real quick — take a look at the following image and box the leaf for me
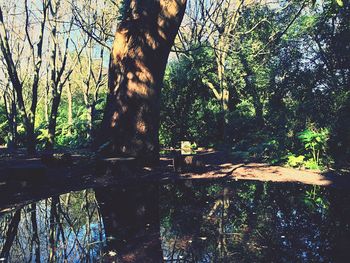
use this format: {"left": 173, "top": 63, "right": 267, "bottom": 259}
{"left": 335, "top": 0, "right": 344, "bottom": 7}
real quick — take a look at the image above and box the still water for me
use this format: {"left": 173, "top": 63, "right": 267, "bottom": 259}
{"left": 0, "top": 180, "right": 349, "bottom": 262}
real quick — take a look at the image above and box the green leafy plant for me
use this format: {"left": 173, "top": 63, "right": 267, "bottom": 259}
{"left": 304, "top": 159, "right": 319, "bottom": 170}
{"left": 304, "top": 186, "right": 329, "bottom": 210}
{"left": 298, "top": 128, "right": 329, "bottom": 165}
{"left": 37, "top": 128, "right": 50, "bottom": 144}
{"left": 287, "top": 154, "right": 305, "bottom": 168}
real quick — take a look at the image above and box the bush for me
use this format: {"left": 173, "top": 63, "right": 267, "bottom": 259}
{"left": 298, "top": 128, "right": 329, "bottom": 165}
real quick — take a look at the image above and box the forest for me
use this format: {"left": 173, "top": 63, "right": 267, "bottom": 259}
{"left": 0, "top": 0, "right": 350, "bottom": 262}
{"left": 0, "top": 0, "right": 349, "bottom": 171}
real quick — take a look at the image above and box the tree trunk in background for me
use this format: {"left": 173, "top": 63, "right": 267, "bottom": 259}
{"left": 239, "top": 53, "right": 264, "bottom": 127}
{"left": 87, "top": 104, "right": 93, "bottom": 140}
{"left": 3, "top": 86, "right": 17, "bottom": 151}
{"left": 45, "top": 69, "right": 50, "bottom": 123}
{"left": 67, "top": 83, "right": 73, "bottom": 136}
{"left": 47, "top": 94, "right": 62, "bottom": 151}
{"left": 99, "top": 0, "right": 187, "bottom": 165}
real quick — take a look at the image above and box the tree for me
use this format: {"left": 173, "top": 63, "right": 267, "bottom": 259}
{"left": 45, "top": 0, "right": 84, "bottom": 151}
{"left": 72, "top": 0, "right": 112, "bottom": 141}
{"left": 0, "top": 1, "right": 49, "bottom": 153}
{"left": 177, "top": 0, "right": 247, "bottom": 140}
{"left": 99, "top": 0, "right": 187, "bottom": 165}
{"left": 0, "top": 71, "right": 17, "bottom": 149}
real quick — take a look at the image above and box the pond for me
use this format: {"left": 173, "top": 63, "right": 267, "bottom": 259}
{"left": 0, "top": 180, "right": 349, "bottom": 262}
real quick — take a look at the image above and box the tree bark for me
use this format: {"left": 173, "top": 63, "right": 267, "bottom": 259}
{"left": 99, "top": 0, "right": 187, "bottom": 165}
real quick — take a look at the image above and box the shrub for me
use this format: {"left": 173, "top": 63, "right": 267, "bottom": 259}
{"left": 298, "top": 128, "right": 329, "bottom": 165}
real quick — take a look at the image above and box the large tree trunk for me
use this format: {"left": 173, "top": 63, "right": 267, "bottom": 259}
{"left": 99, "top": 0, "right": 187, "bottom": 165}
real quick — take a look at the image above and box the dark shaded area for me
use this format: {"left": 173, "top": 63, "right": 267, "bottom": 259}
{"left": 95, "top": 183, "right": 162, "bottom": 262}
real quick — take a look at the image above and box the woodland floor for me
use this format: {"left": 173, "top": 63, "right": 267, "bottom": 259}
{"left": 0, "top": 146, "right": 349, "bottom": 211}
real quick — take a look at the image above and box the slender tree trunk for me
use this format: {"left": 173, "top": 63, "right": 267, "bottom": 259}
{"left": 9, "top": 101, "right": 17, "bottom": 150}
{"left": 67, "top": 83, "right": 73, "bottom": 136}
{"left": 86, "top": 103, "right": 97, "bottom": 141}
{"left": 218, "top": 58, "right": 229, "bottom": 140}
{"left": 3, "top": 88, "right": 17, "bottom": 150}
{"left": 86, "top": 104, "right": 92, "bottom": 140}
{"left": 99, "top": 0, "right": 187, "bottom": 165}
{"left": 47, "top": 95, "right": 61, "bottom": 151}
{"left": 1, "top": 2, "right": 48, "bottom": 154}
{"left": 27, "top": 123, "right": 36, "bottom": 154}
{"left": 49, "top": 197, "right": 58, "bottom": 263}
{"left": 30, "top": 204, "right": 41, "bottom": 263}
{"left": 254, "top": 99, "right": 264, "bottom": 127}
{"left": 45, "top": 70, "right": 50, "bottom": 123}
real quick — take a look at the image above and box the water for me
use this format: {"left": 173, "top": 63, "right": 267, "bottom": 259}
{"left": 0, "top": 180, "right": 349, "bottom": 262}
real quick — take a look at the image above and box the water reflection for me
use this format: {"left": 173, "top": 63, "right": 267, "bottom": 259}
{"left": 0, "top": 180, "right": 349, "bottom": 262}
{"left": 95, "top": 183, "right": 162, "bottom": 262}
{"left": 0, "top": 190, "right": 104, "bottom": 262}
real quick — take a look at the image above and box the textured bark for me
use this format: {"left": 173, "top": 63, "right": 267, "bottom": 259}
{"left": 100, "top": 0, "right": 187, "bottom": 165}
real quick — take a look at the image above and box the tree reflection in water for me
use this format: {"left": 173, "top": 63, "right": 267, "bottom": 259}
{"left": 0, "top": 189, "right": 105, "bottom": 262}
{"left": 95, "top": 183, "right": 162, "bottom": 262}
{"left": 0, "top": 180, "right": 349, "bottom": 262}
{"left": 160, "top": 181, "right": 350, "bottom": 262}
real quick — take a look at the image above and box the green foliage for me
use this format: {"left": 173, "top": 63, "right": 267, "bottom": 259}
{"left": 37, "top": 128, "right": 50, "bottom": 145}
{"left": 304, "top": 186, "right": 329, "bottom": 210}
{"left": 0, "top": 0, "right": 348, "bottom": 173}
{"left": 287, "top": 155, "right": 305, "bottom": 168}
{"left": 298, "top": 128, "right": 329, "bottom": 165}
{"left": 304, "top": 159, "right": 320, "bottom": 170}
{"left": 160, "top": 46, "right": 221, "bottom": 147}
{"left": 0, "top": 105, "right": 8, "bottom": 145}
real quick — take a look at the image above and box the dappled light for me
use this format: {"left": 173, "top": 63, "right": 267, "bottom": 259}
{"left": 97, "top": 0, "right": 187, "bottom": 164}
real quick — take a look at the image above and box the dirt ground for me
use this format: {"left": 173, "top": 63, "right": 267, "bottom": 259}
{"left": 177, "top": 162, "right": 336, "bottom": 185}
{"left": 0, "top": 147, "right": 348, "bottom": 185}
{"left": 0, "top": 148, "right": 349, "bottom": 212}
